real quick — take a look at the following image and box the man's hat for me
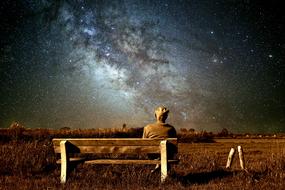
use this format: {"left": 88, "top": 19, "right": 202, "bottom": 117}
{"left": 154, "top": 106, "right": 169, "bottom": 118}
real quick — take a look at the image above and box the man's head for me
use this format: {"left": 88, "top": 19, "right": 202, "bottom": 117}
{"left": 154, "top": 106, "right": 169, "bottom": 123}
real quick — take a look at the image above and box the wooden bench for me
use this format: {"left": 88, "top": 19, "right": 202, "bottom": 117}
{"left": 52, "top": 138, "right": 178, "bottom": 183}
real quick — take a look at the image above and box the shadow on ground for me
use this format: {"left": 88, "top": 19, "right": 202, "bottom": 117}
{"left": 173, "top": 169, "right": 233, "bottom": 185}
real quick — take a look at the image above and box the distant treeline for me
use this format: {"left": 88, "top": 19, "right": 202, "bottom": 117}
{"left": 0, "top": 121, "right": 215, "bottom": 143}
{"left": 0, "top": 122, "right": 283, "bottom": 143}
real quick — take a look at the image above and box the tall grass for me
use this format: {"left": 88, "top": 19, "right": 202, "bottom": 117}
{"left": 0, "top": 128, "right": 284, "bottom": 189}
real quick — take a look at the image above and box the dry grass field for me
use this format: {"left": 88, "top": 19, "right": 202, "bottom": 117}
{"left": 0, "top": 127, "right": 284, "bottom": 190}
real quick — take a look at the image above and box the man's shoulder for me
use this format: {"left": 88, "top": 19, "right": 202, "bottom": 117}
{"left": 164, "top": 123, "right": 175, "bottom": 129}
{"left": 144, "top": 123, "right": 157, "bottom": 129}
{"left": 145, "top": 123, "right": 175, "bottom": 130}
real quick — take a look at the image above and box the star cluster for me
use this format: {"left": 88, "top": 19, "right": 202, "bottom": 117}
{"left": 0, "top": 0, "right": 284, "bottom": 133}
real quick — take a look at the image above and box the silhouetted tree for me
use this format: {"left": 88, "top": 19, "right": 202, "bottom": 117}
{"left": 218, "top": 128, "right": 229, "bottom": 137}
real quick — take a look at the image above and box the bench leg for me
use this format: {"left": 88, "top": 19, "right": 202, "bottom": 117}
{"left": 160, "top": 140, "right": 168, "bottom": 183}
{"left": 60, "top": 140, "right": 69, "bottom": 183}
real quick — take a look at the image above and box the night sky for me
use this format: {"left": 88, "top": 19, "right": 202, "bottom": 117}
{"left": 0, "top": 0, "right": 284, "bottom": 133}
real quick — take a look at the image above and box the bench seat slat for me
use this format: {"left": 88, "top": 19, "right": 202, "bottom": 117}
{"left": 56, "top": 159, "right": 179, "bottom": 165}
{"left": 54, "top": 145, "right": 160, "bottom": 154}
{"left": 52, "top": 138, "right": 177, "bottom": 146}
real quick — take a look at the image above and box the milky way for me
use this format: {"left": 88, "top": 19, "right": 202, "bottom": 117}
{"left": 0, "top": 0, "right": 284, "bottom": 133}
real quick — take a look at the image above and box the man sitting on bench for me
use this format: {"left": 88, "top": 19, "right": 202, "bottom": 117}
{"left": 143, "top": 106, "right": 177, "bottom": 173}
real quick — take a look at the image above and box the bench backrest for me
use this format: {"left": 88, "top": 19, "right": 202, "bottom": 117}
{"left": 52, "top": 138, "right": 177, "bottom": 154}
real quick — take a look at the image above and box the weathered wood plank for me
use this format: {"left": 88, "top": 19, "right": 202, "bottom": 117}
{"left": 85, "top": 159, "right": 160, "bottom": 164}
{"left": 56, "top": 159, "right": 179, "bottom": 164}
{"left": 56, "top": 157, "right": 86, "bottom": 164}
{"left": 160, "top": 140, "right": 168, "bottom": 183}
{"left": 60, "top": 141, "right": 68, "bottom": 184}
{"left": 52, "top": 138, "right": 177, "bottom": 146}
{"left": 85, "top": 159, "right": 178, "bottom": 164}
{"left": 54, "top": 145, "right": 160, "bottom": 154}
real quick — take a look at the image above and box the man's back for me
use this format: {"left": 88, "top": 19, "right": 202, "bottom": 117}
{"left": 143, "top": 122, "right": 176, "bottom": 138}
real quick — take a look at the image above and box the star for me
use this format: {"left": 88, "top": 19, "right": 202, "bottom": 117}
{"left": 0, "top": 0, "right": 284, "bottom": 133}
